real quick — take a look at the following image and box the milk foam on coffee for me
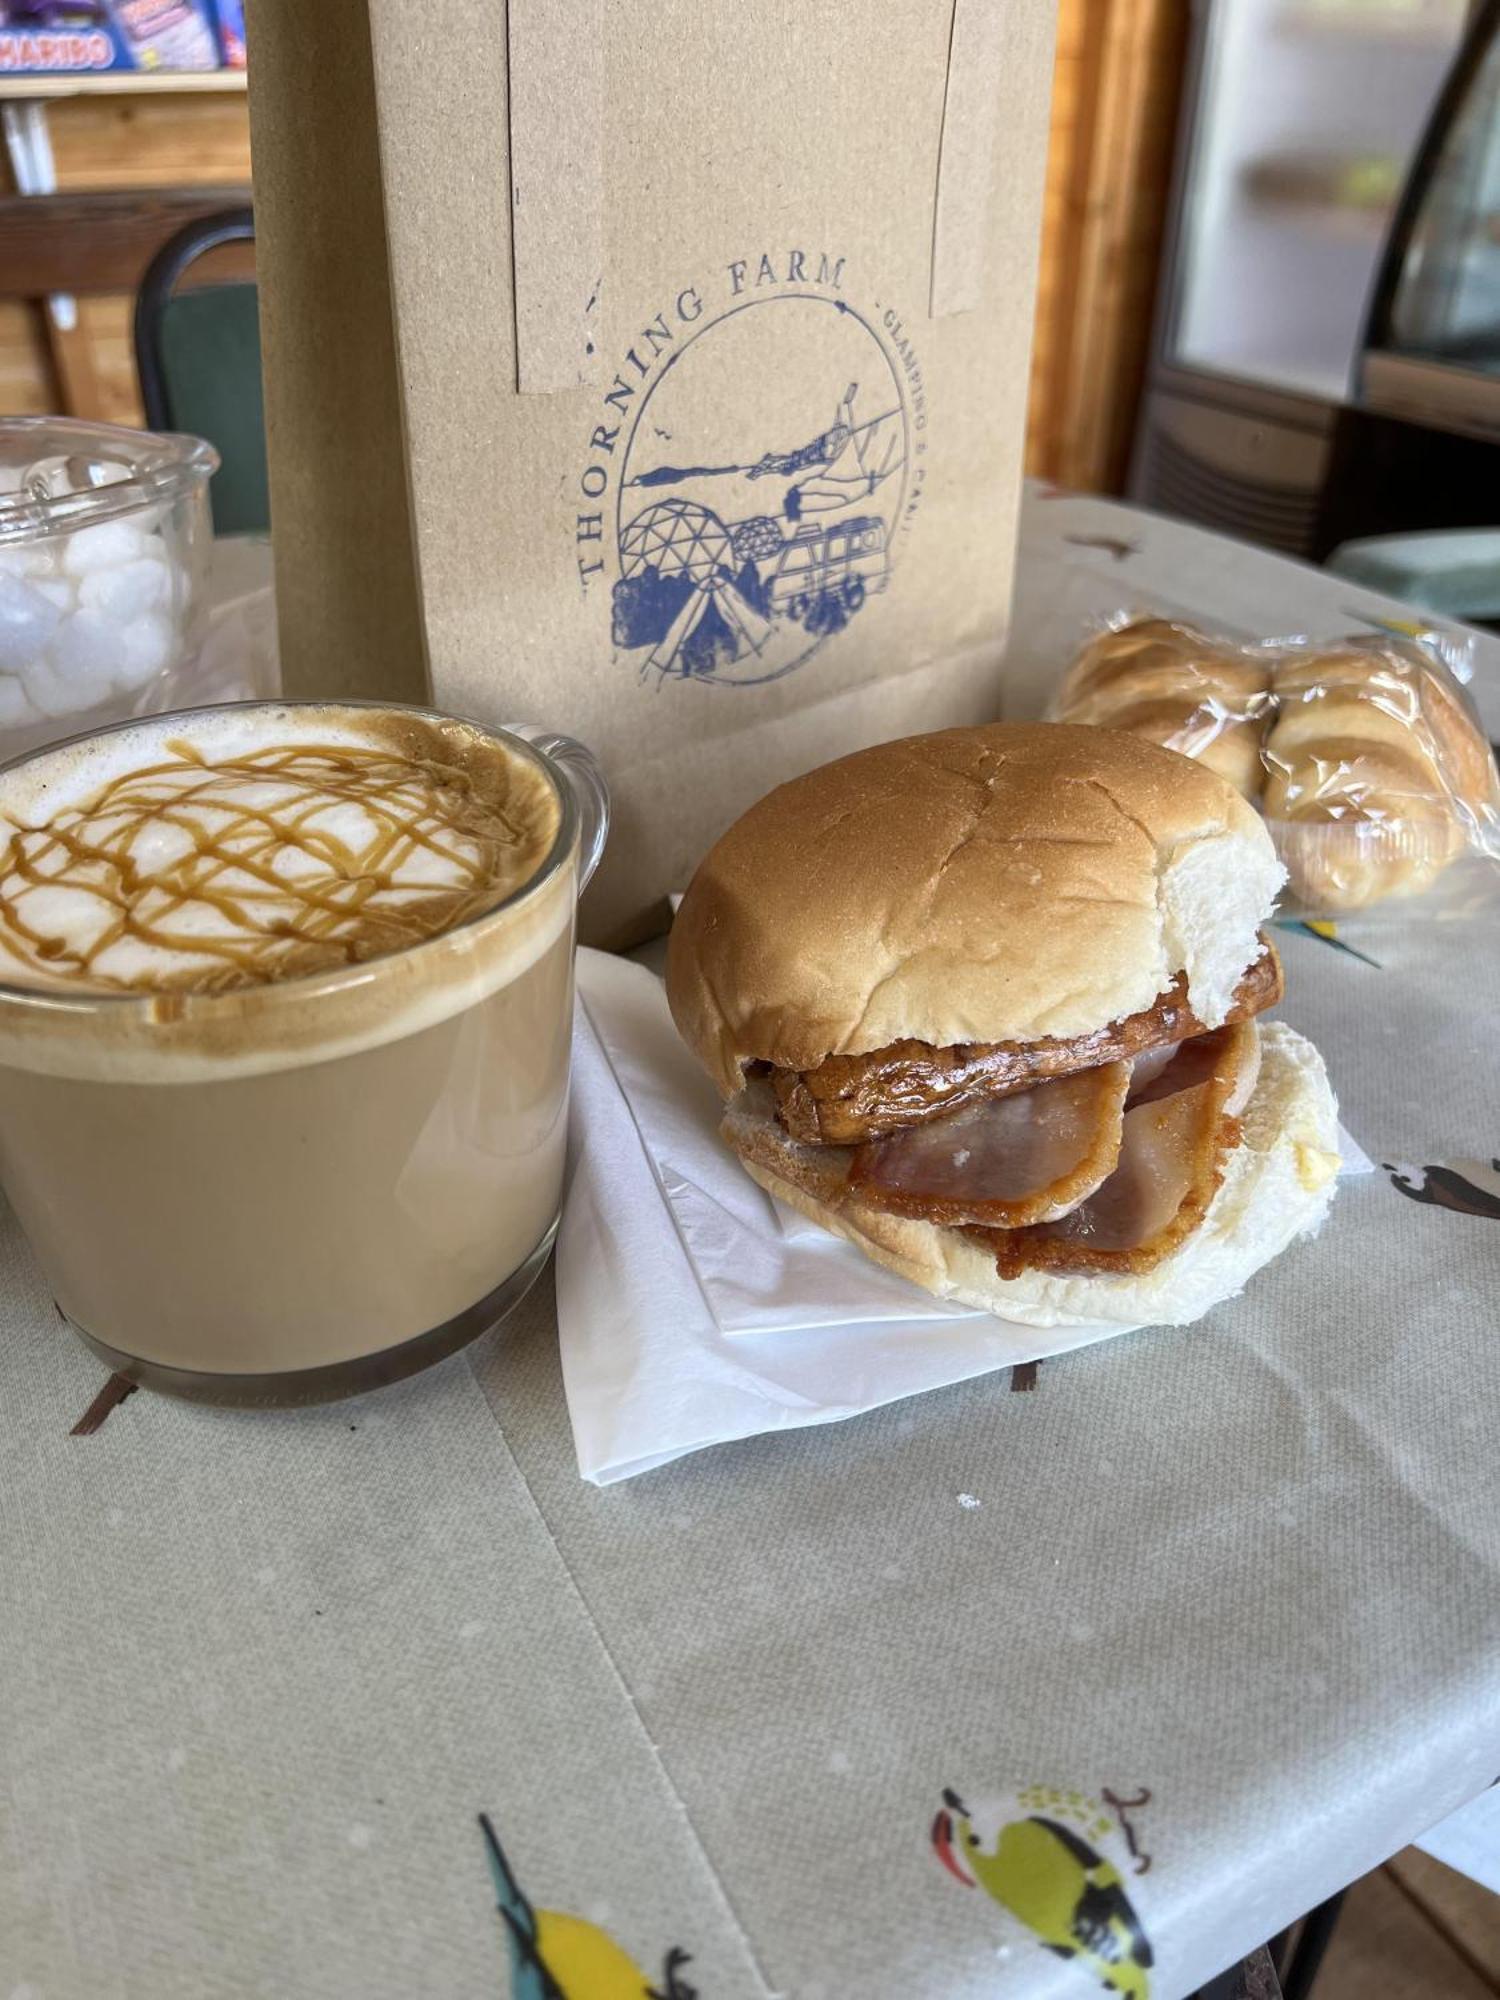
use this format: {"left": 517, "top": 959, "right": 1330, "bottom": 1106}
{"left": 0, "top": 705, "right": 559, "bottom": 993}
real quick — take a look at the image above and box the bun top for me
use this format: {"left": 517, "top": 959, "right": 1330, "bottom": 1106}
{"left": 1270, "top": 637, "right": 1499, "bottom": 811}
{"left": 667, "top": 722, "right": 1284, "bottom": 1098}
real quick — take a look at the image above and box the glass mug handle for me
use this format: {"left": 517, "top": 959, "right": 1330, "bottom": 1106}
{"left": 503, "top": 725, "right": 610, "bottom": 891}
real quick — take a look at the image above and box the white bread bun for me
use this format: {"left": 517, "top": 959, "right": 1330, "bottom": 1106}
{"left": 1264, "top": 639, "right": 1498, "bottom": 909}
{"left": 1057, "top": 617, "right": 1273, "bottom": 801}
{"left": 668, "top": 723, "right": 1285, "bottom": 1099}
{"left": 724, "top": 1022, "right": 1339, "bottom": 1329}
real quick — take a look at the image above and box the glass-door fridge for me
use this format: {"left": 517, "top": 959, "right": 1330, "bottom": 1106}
{"left": 1314, "top": 0, "right": 1500, "bottom": 555}
{"left": 1132, "top": 0, "right": 1469, "bottom": 553}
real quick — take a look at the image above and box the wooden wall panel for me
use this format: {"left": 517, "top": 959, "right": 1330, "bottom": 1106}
{"left": 0, "top": 190, "right": 251, "bottom": 292}
{"left": 1025, "top": 0, "right": 1189, "bottom": 492}
{"left": 43, "top": 97, "right": 252, "bottom": 190}
{"left": 0, "top": 93, "right": 252, "bottom": 426}
{"left": 0, "top": 300, "right": 56, "bottom": 413}
{"left": 72, "top": 296, "right": 145, "bottom": 427}
{"left": 1026, "top": 0, "right": 1089, "bottom": 474}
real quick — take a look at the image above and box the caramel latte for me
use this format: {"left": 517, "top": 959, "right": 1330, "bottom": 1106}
{"left": 0, "top": 703, "right": 579, "bottom": 1401}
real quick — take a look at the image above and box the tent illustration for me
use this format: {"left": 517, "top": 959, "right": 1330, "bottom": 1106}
{"left": 617, "top": 500, "right": 774, "bottom": 677}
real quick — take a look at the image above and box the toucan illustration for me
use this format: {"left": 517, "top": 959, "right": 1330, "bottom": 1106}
{"left": 479, "top": 1815, "right": 697, "bottom": 2000}
{"left": 931, "top": 1789, "right": 1152, "bottom": 2000}
{"left": 1386, "top": 1158, "right": 1500, "bottom": 1220}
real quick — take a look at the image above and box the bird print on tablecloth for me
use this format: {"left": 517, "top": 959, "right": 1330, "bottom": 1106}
{"left": 1385, "top": 1157, "right": 1500, "bottom": 1219}
{"left": 479, "top": 1814, "right": 697, "bottom": 2000}
{"left": 932, "top": 1786, "right": 1153, "bottom": 1999}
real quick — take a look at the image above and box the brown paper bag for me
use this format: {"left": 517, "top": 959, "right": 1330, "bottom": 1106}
{"left": 248, "top": 0, "right": 1055, "bottom": 943}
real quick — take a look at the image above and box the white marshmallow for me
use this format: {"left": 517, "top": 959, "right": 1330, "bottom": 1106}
{"left": 0, "top": 541, "right": 60, "bottom": 580}
{"left": 36, "top": 611, "right": 120, "bottom": 714}
{"left": 0, "top": 573, "right": 65, "bottom": 672}
{"left": 61, "top": 518, "right": 152, "bottom": 577}
{"left": 112, "top": 612, "right": 175, "bottom": 692}
{"left": 80, "top": 556, "right": 173, "bottom": 624}
{"left": 22, "top": 656, "right": 90, "bottom": 720}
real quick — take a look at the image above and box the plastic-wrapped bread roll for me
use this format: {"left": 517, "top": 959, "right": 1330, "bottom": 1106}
{"left": 1055, "top": 617, "right": 1272, "bottom": 800}
{"left": 1264, "top": 637, "right": 1499, "bottom": 911}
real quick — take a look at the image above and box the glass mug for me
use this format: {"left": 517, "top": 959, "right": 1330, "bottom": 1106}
{"left": 0, "top": 700, "right": 609, "bottom": 1405}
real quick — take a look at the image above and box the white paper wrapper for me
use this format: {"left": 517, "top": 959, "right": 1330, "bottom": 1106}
{"left": 558, "top": 949, "right": 1373, "bottom": 1484}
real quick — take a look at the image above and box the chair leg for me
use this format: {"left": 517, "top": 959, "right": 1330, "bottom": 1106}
{"left": 1280, "top": 1889, "right": 1348, "bottom": 2000}
{"left": 1190, "top": 1944, "right": 1284, "bottom": 1999}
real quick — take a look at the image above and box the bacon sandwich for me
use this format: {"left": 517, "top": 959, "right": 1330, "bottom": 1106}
{"left": 666, "top": 723, "right": 1340, "bottom": 1327}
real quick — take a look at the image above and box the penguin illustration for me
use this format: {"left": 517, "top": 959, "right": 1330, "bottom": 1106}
{"left": 931, "top": 1789, "right": 1152, "bottom": 2000}
{"left": 479, "top": 1815, "right": 697, "bottom": 2000}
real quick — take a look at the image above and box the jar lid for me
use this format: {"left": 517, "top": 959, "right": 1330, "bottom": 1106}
{"left": 0, "top": 417, "right": 219, "bottom": 546}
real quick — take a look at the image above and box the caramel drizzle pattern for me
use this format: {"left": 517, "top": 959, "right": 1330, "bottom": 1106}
{"left": 0, "top": 740, "right": 548, "bottom": 993}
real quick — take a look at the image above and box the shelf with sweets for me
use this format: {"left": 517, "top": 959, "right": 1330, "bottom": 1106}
{"left": 0, "top": 70, "right": 245, "bottom": 100}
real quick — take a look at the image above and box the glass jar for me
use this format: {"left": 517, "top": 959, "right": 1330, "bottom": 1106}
{"left": 0, "top": 416, "right": 218, "bottom": 761}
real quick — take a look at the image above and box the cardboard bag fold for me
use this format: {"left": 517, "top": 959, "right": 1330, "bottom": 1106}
{"left": 248, "top": 0, "right": 1056, "bottom": 943}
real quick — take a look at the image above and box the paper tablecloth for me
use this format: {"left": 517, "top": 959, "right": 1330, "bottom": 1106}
{"left": 2, "top": 501, "right": 1499, "bottom": 2000}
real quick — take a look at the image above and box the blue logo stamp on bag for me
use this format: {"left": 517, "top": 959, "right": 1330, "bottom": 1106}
{"left": 573, "top": 252, "right": 927, "bottom": 687}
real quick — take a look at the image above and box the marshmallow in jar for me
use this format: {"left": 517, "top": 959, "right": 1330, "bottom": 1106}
{"left": 0, "top": 418, "right": 218, "bottom": 757}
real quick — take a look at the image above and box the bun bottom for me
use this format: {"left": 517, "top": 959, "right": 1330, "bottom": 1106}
{"left": 726, "top": 1022, "right": 1340, "bottom": 1329}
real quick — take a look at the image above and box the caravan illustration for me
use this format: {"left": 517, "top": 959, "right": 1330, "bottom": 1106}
{"left": 611, "top": 295, "right": 911, "bottom": 686}
{"left": 764, "top": 511, "right": 889, "bottom": 627}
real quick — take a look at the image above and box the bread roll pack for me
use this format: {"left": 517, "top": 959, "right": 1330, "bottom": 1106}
{"left": 1052, "top": 616, "right": 1274, "bottom": 803}
{"left": 1053, "top": 615, "right": 1500, "bottom": 918}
